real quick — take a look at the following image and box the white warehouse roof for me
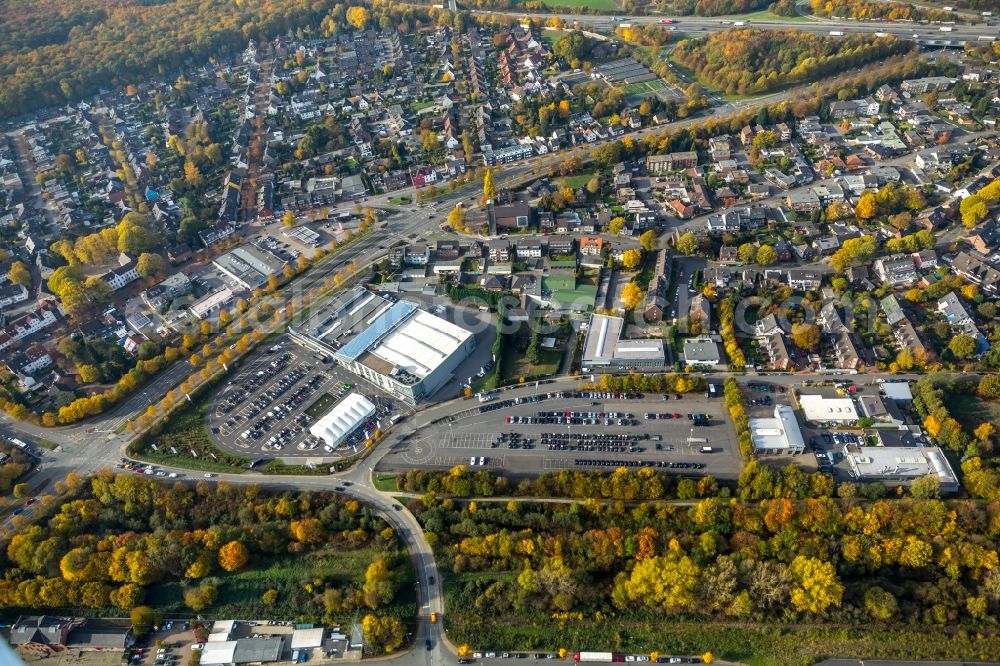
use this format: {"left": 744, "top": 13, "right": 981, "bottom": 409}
{"left": 291, "top": 627, "right": 326, "bottom": 649}
{"left": 750, "top": 404, "right": 805, "bottom": 453}
{"left": 799, "top": 394, "right": 859, "bottom": 422}
{"left": 309, "top": 393, "right": 376, "bottom": 447}
{"left": 199, "top": 641, "right": 237, "bottom": 666}
{"left": 370, "top": 309, "right": 473, "bottom": 379}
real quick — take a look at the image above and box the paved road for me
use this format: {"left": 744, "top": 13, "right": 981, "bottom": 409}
{"left": 477, "top": 9, "right": 997, "bottom": 43}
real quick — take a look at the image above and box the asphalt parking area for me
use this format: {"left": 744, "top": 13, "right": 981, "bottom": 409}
{"left": 207, "top": 339, "right": 405, "bottom": 459}
{"left": 379, "top": 388, "right": 744, "bottom": 479}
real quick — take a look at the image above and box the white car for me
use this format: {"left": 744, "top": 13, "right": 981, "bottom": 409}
{"left": 203, "top": 473, "right": 216, "bottom": 478}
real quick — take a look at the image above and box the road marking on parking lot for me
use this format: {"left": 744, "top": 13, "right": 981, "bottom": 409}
{"left": 442, "top": 433, "right": 503, "bottom": 449}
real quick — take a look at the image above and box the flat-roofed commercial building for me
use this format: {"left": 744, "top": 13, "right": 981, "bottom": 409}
{"left": 750, "top": 404, "right": 806, "bottom": 455}
{"left": 291, "top": 287, "right": 475, "bottom": 405}
{"left": 799, "top": 394, "right": 859, "bottom": 424}
{"left": 581, "top": 313, "right": 666, "bottom": 372}
{"left": 846, "top": 445, "right": 958, "bottom": 492}
{"left": 214, "top": 244, "right": 287, "bottom": 290}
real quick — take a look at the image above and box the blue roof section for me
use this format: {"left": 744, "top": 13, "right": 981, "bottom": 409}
{"left": 337, "top": 300, "right": 417, "bottom": 361}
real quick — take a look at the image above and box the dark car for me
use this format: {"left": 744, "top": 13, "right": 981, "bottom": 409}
{"left": 426, "top": 640, "right": 433, "bottom": 651}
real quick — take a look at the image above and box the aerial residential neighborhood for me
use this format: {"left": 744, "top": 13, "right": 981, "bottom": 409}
{"left": 2, "top": 2, "right": 1000, "bottom": 666}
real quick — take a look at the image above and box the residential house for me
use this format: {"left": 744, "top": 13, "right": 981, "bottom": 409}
{"left": 763, "top": 331, "right": 794, "bottom": 371}
{"left": 755, "top": 313, "right": 789, "bottom": 338}
{"left": 403, "top": 244, "right": 430, "bottom": 266}
{"left": 515, "top": 237, "right": 544, "bottom": 258}
{"left": 968, "top": 220, "right": 1000, "bottom": 255}
{"left": 874, "top": 253, "right": 918, "bottom": 287}
{"left": 688, "top": 293, "right": 710, "bottom": 331}
{"left": 786, "top": 191, "right": 821, "bottom": 213}
{"left": 912, "top": 249, "right": 938, "bottom": 270}
{"left": 786, "top": 268, "right": 823, "bottom": 291}
{"left": 646, "top": 151, "right": 698, "bottom": 174}
{"left": 938, "top": 291, "right": 974, "bottom": 326}
{"left": 103, "top": 258, "right": 140, "bottom": 292}
{"left": 580, "top": 236, "right": 603, "bottom": 257}
{"left": 894, "top": 317, "right": 930, "bottom": 359}
{"left": 486, "top": 238, "right": 511, "bottom": 262}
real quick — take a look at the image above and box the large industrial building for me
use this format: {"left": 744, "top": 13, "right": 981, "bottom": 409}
{"left": 214, "top": 243, "right": 286, "bottom": 290}
{"left": 749, "top": 404, "right": 806, "bottom": 455}
{"left": 581, "top": 313, "right": 666, "bottom": 372}
{"left": 291, "top": 287, "right": 475, "bottom": 405}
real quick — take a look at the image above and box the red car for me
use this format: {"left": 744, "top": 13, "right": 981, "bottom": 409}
{"left": 673, "top": 413, "right": 682, "bottom": 419}
{"left": 24, "top": 498, "right": 36, "bottom": 506}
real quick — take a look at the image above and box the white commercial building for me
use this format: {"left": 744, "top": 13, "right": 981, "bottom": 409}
{"left": 846, "top": 445, "right": 959, "bottom": 492}
{"left": 581, "top": 313, "right": 666, "bottom": 371}
{"left": 799, "top": 394, "right": 859, "bottom": 423}
{"left": 190, "top": 288, "right": 235, "bottom": 320}
{"left": 309, "top": 393, "right": 377, "bottom": 449}
{"left": 750, "top": 404, "right": 806, "bottom": 455}
{"left": 293, "top": 290, "right": 475, "bottom": 406}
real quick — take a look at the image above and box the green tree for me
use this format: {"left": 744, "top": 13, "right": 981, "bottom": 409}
{"left": 909, "top": 475, "right": 941, "bottom": 499}
{"left": 789, "top": 556, "right": 843, "bottom": 614}
{"left": 639, "top": 230, "right": 659, "bottom": 252}
{"left": 676, "top": 232, "right": 698, "bottom": 256}
{"left": 755, "top": 244, "right": 778, "bottom": 266}
{"left": 863, "top": 586, "right": 898, "bottom": 621}
{"left": 8, "top": 261, "right": 31, "bottom": 287}
{"left": 737, "top": 243, "right": 757, "bottom": 264}
{"left": 130, "top": 606, "right": 157, "bottom": 635}
{"left": 948, "top": 334, "right": 976, "bottom": 360}
{"left": 135, "top": 253, "right": 165, "bottom": 278}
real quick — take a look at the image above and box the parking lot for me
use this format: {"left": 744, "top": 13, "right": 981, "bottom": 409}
{"left": 208, "top": 339, "right": 406, "bottom": 459}
{"left": 379, "top": 388, "right": 743, "bottom": 479}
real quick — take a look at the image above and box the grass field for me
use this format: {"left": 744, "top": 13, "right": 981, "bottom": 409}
{"left": 622, "top": 79, "right": 668, "bottom": 95}
{"left": 305, "top": 392, "right": 337, "bottom": 419}
{"left": 947, "top": 393, "right": 1000, "bottom": 433}
{"left": 557, "top": 172, "right": 598, "bottom": 190}
{"left": 734, "top": 9, "right": 820, "bottom": 22}
{"left": 443, "top": 574, "right": 1000, "bottom": 665}
{"left": 543, "top": 273, "right": 597, "bottom": 310}
{"left": 501, "top": 346, "right": 562, "bottom": 383}
{"left": 131, "top": 400, "right": 250, "bottom": 473}
{"left": 374, "top": 474, "right": 400, "bottom": 492}
{"left": 387, "top": 195, "right": 412, "bottom": 205}
{"left": 537, "top": 0, "right": 617, "bottom": 9}
{"left": 145, "top": 545, "right": 415, "bottom": 623}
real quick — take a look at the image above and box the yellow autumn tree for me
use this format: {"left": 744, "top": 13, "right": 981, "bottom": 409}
{"left": 218, "top": 541, "right": 249, "bottom": 572}
{"left": 621, "top": 282, "right": 643, "bottom": 310}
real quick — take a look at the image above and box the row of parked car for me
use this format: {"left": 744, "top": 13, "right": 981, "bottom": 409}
{"left": 219, "top": 353, "right": 293, "bottom": 413}
{"left": 575, "top": 459, "right": 707, "bottom": 470}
